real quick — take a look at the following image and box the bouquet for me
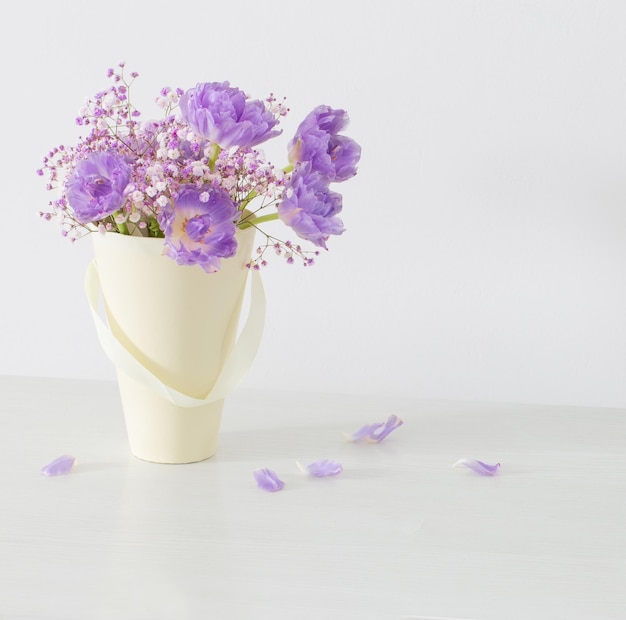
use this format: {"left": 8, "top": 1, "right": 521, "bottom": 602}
{"left": 37, "top": 62, "right": 361, "bottom": 273}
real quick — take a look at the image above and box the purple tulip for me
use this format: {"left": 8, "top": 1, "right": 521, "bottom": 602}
{"left": 180, "top": 81, "right": 281, "bottom": 149}
{"left": 160, "top": 185, "right": 239, "bottom": 273}
{"left": 65, "top": 151, "right": 131, "bottom": 223}
{"left": 278, "top": 163, "right": 345, "bottom": 249}
{"left": 288, "top": 105, "right": 361, "bottom": 182}
{"left": 299, "top": 106, "right": 350, "bottom": 135}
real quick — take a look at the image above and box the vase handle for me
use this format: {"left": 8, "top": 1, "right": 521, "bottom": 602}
{"left": 85, "top": 261, "right": 266, "bottom": 408}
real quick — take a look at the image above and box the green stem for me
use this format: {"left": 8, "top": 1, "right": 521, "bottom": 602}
{"left": 208, "top": 143, "right": 221, "bottom": 172}
{"left": 114, "top": 214, "right": 129, "bottom": 235}
{"left": 148, "top": 217, "right": 163, "bottom": 237}
{"left": 239, "top": 189, "right": 259, "bottom": 210}
{"left": 239, "top": 212, "right": 279, "bottom": 229}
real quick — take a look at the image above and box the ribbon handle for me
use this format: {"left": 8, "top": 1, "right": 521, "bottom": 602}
{"left": 85, "top": 261, "right": 266, "bottom": 408}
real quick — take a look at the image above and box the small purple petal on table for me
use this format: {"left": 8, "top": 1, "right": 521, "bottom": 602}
{"left": 348, "top": 414, "right": 403, "bottom": 443}
{"left": 453, "top": 458, "right": 501, "bottom": 476}
{"left": 300, "top": 459, "right": 343, "bottom": 477}
{"left": 40, "top": 454, "right": 76, "bottom": 476}
{"left": 253, "top": 468, "right": 285, "bottom": 492}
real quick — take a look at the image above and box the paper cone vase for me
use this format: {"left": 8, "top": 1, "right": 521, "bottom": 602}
{"left": 86, "top": 225, "right": 265, "bottom": 463}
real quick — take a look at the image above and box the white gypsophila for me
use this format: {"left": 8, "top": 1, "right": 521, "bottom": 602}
{"left": 156, "top": 195, "right": 169, "bottom": 208}
{"left": 245, "top": 151, "right": 262, "bottom": 164}
{"left": 155, "top": 181, "right": 167, "bottom": 192}
{"left": 101, "top": 92, "right": 117, "bottom": 111}
{"left": 167, "top": 149, "right": 180, "bottom": 160}
{"left": 132, "top": 190, "right": 144, "bottom": 202}
{"left": 145, "top": 186, "right": 158, "bottom": 198}
{"left": 129, "top": 212, "right": 141, "bottom": 223}
{"left": 222, "top": 176, "right": 237, "bottom": 190}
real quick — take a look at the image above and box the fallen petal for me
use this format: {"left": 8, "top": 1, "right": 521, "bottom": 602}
{"left": 253, "top": 468, "right": 285, "bottom": 492}
{"left": 348, "top": 414, "right": 403, "bottom": 443}
{"left": 300, "top": 459, "right": 343, "bottom": 477}
{"left": 453, "top": 458, "right": 501, "bottom": 476}
{"left": 40, "top": 454, "right": 76, "bottom": 476}
{"left": 349, "top": 422, "right": 385, "bottom": 442}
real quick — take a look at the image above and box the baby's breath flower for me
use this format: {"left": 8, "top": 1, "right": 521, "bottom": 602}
{"left": 221, "top": 176, "right": 237, "bottom": 191}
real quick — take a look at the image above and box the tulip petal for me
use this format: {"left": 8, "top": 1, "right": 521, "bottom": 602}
{"left": 299, "top": 459, "right": 343, "bottom": 477}
{"left": 452, "top": 458, "right": 501, "bottom": 476}
{"left": 40, "top": 454, "right": 76, "bottom": 477}
{"left": 347, "top": 414, "right": 403, "bottom": 443}
{"left": 253, "top": 468, "right": 285, "bottom": 492}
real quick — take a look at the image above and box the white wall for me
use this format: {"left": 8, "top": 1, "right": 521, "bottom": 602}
{"left": 2, "top": 0, "right": 626, "bottom": 408}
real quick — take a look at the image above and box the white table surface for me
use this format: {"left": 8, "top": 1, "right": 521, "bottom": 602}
{"left": 0, "top": 375, "right": 625, "bottom": 620}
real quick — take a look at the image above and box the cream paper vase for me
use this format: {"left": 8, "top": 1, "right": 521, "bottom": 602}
{"left": 85, "top": 225, "right": 265, "bottom": 464}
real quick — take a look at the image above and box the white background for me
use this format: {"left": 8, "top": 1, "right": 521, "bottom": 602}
{"left": 2, "top": 0, "right": 626, "bottom": 408}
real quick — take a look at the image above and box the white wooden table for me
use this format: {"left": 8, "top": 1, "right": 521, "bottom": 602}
{"left": 1, "top": 375, "right": 625, "bottom": 619}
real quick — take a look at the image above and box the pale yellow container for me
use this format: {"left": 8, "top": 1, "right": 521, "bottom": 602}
{"left": 87, "top": 226, "right": 264, "bottom": 463}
